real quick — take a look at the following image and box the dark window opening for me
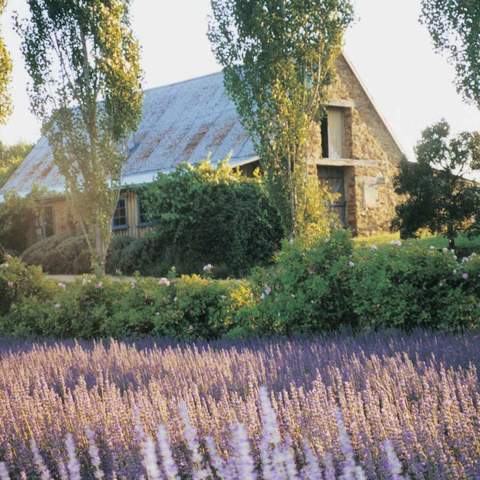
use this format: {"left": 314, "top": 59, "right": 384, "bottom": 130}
{"left": 113, "top": 198, "right": 128, "bottom": 228}
{"left": 321, "top": 116, "right": 329, "bottom": 159}
{"left": 137, "top": 194, "right": 148, "bottom": 225}
{"left": 43, "top": 206, "right": 55, "bottom": 238}
{"left": 318, "top": 166, "right": 347, "bottom": 227}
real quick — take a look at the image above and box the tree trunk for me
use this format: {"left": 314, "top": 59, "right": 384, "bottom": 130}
{"left": 94, "top": 223, "right": 106, "bottom": 278}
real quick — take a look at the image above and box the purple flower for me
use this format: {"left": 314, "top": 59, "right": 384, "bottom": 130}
{"left": 462, "top": 272, "right": 469, "bottom": 280}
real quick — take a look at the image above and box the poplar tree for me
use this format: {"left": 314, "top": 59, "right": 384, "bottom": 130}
{"left": 0, "top": 0, "right": 12, "bottom": 124}
{"left": 208, "top": 0, "right": 354, "bottom": 237}
{"left": 16, "top": 0, "right": 143, "bottom": 275}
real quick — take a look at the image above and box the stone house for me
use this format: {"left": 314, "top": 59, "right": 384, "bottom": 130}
{"left": 0, "top": 54, "right": 405, "bottom": 245}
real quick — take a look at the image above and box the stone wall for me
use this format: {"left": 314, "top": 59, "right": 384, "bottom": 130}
{"left": 325, "top": 55, "right": 405, "bottom": 236}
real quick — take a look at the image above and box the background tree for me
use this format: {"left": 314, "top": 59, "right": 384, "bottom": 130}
{"left": 0, "top": 141, "right": 34, "bottom": 188}
{"left": 0, "top": 0, "right": 11, "bottom": 124}
{"left": 392, "top": 120, "right": 480, "bottom": 248}
{"left": 208, "top": 0, "right": 353, "bottom": 237}
{"left": 16, "top": 0, "right": 143, "bottom": 275}
{"left": 421, "top": 0, "right": 480, "bottom": 109}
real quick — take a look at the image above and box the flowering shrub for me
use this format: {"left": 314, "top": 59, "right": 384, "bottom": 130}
{"left": 0, "top": 256, "right": 54, "bottom": 316}
{"left": 0, "top": 273, "right": 252, "bottom": 340}
{"left": 349, "top": 243, "right": 480, "bottom": 332}
{"left": 0, "top": 331, "right": 479, "bottom": 478}
{"left": 242, "top": 230, "right": 354, "bottom": 335}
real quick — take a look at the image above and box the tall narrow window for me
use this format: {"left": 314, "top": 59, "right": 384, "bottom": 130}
{"left": 137, "top": 194, "right": 148, "bottom": 225}
{"left": 43, "top": 206, "right": 54, "bottom": 238}
{"left": 327, "top": 108, "right": 345, "bottom": 159}
{"left": 113, "top": 198, "right": 128, "bottom": 229}
{"left": 321, "top": 116, "right": 329, "bottom": 158}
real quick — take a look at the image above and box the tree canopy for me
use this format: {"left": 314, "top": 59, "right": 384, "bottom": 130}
{"left": 16, "top": 0, "right": 143, "bottom": 275}
{"left": 208, "top": 0, "right": 353, "bottom": 237}
{"left": 0, "top": 0, "right": 12, "bottom": 124}
{"left": 0, "top": 141, "right": 34, "bottom": 188}
{"left": 392, "top": 120, "right": 480, "bottom": 248}
{"left": 421, "top": 0, "right": 480, "bottom": 108}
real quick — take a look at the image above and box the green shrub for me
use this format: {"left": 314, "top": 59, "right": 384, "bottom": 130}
{"left": 143, "top": 161, "right": 284, "bottom": 277}
{"left": 0, "top": 256, "right": 54, "bottom": 316}
{"left": 348, "top": 243, "right": 480, "bottom": 333}
{"left": 22, "top": 234, "right": 91, "bottom": 274}
{"left": 241, "top": 230, "right": 354, "bottom": 336}
{"left": 106, "top": 236, "right": 169, "bottom": 277}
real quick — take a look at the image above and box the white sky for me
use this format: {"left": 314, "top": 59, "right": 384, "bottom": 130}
{"left": 1, "top": 0, "right": 480, "bottom": 161}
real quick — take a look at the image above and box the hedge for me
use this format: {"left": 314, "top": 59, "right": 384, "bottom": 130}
{"left": 2, "top": 231, "right": 480, "bottom": 339}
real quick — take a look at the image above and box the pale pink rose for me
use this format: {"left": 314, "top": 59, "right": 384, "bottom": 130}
{"left": 158, "top": 278, "right": 171, "bottom": 287}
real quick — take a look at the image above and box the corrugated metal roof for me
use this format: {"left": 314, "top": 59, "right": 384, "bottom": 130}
{"left": 0, "top": 72, "right": 257, "bottom": 199}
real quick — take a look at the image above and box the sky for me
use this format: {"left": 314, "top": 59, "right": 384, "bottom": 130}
{"left": 1, "top": 0, "right": 480, "bottom": 161}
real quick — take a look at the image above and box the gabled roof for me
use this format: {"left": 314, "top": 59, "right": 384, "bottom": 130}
{"left": 0, "top": 72, "right": 257, "bottom": 198}
{"left": 0, "top": 55, "right": 407, "bottom": 200}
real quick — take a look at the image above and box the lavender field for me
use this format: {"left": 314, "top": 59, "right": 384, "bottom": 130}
{"left": 0, "top": 332, "right": 479, "bottom": 479}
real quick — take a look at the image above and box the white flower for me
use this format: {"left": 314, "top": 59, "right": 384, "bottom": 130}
{"left": 462, "top": 272, "right": 469, "bottom": 280}
{"left": 390, "top": 240, "right": 402, "bottom": 247}
{"left": 371, "top": 245, "right": 378, "bottom": 251}
{"left": 203, "top": 264, "right": 213, "bottom": 273}
{"left": 158, "top": 277, "right": 170, "bottom": 287}
{"left": 95, "top": 282, "right": 103, "bottom": 289}
{"left": 58, "top": 282, "right": 66, "bottom": 289}
{"left": 54, "top": 303, "right": 61, "bottom": 309}
{"left": 0, "top": 263, "right": 8, "bottom": 269}
{"left": 7, "top": 281, "right": 14, "bottom": 288}
{"left": 442, "top": 248, "right": 449, "bottom": 254}
{"left": 264, "top": 285, "right": 272, "bottom": 296}
{"left": 348, "top": 261, "right": 355, "bottom": 268}
{"left": 429, "top": 246, "right": 435, "bottom": 250}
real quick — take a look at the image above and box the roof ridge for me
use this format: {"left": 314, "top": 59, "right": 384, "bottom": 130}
{"left": 143, "top": 71, "right": 224, "bottom": 94}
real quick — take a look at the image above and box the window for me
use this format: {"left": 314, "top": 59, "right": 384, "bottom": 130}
{"left": 137, "top": 194, "right": 148, "bottom": 225}
{"left": 318, "top": 166, "right": 347, "bottom": 227}
{"left": 321, "top": 108, "right": 345, "bottom": 159}
{"left": 321, "top": 116, "right": 329, "bottom": 158}
{"left": 43, "top": 206, "right": 55, "bottom": 238}
{"left": 113, "top": 198, "right": 128, "bottom": 229}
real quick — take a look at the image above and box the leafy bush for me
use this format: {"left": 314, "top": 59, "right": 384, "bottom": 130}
{"left": 22, "top": 234, "right": 91, "bottom": 274}
{"left": 105, "top": 235, "right": 169, "bottom": 277}
{"left": 1, "top": 272, "right": 252, "bottom": 340}
{"left": 349, "top": 243, "right": 480, "bottom": 332}
{"left": 0, "top": 256, "right": 54, "bottom": 316}
{"left": 0, "top": 190, "right": 45, "bottom": 255}
{"left": 241, "top": 230, "right": 354, "bottom": 335}
{"left": 3, "top": 235, "right": 480, "bottom": 339}
{"left": 143, "top": 161, "right": 284, "bottom": 277}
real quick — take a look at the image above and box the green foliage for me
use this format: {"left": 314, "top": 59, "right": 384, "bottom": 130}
{"left": 241, "top": 230, "right": 354, "bottom": 335}
{"left": 392, "top": 120, "right": 480, "bottom": 248}
{"left": 421, "top": 0, "right": 480, "bottom": 109}
{"left": 22, "top": 234, "right": 91, "bottom": 274}
{"left": 3, "top": 238, "right": 480, "bottom": 339}
{"left": 16, "top": 0, "right": 143, "bottom": 275}
{"left": 106, "top": 235, "right": 168, "bottom": 277}
{"left": 0, "top": 255, "right": 54, "bottom": 316}
{"left": 0, "top": 271, "right": 252, "bottom": 340}
{"left": 348, "top": 243, "right": 480, "bottom": 333}
{"left": 143, "top": 161, "right": 284, "bottom": 277}
{"left": 0, "top": 141, "right": 33, "bottom": 188}
{"left": 0, "top": 0, "right": 11, "bottom": 125}
{"left": 0, "top": 188, "right": 46, "bottom": 254}
{"left": 208, "top": 0, "right": 353, "bottom": 235}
